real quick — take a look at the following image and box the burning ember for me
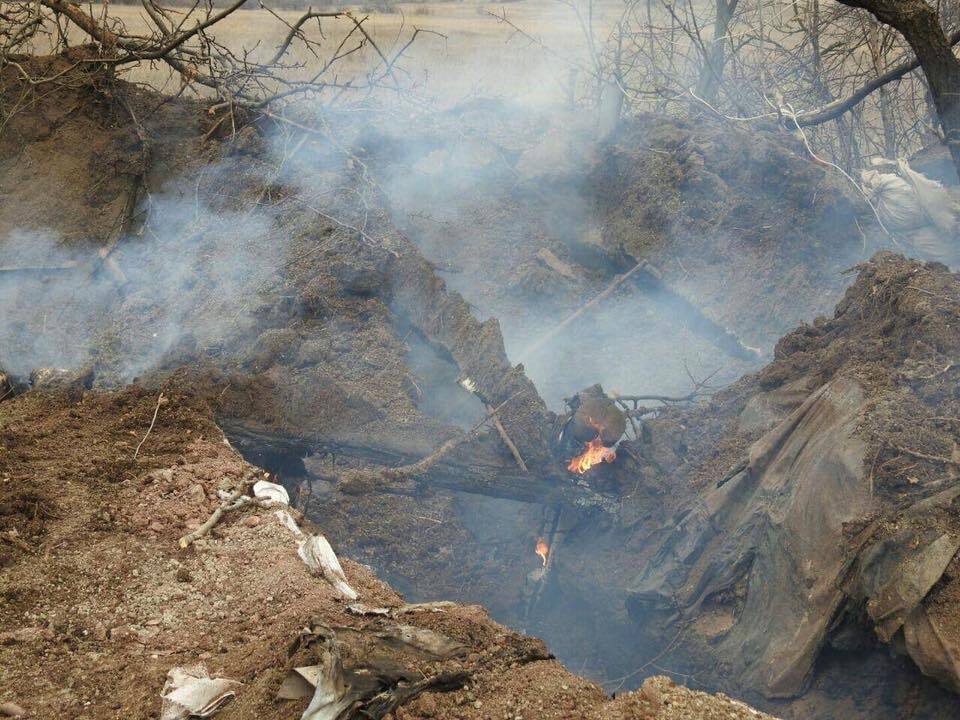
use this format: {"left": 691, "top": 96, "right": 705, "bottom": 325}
{"left": 535, "top": 538, "right": 549, "bottom": 567}
{"left": 567, "top": 435, "right": 616, "bottom": 474}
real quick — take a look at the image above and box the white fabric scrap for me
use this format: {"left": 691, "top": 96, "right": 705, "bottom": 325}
{"left": 298, "top": 535, "right": 359, "bottom": 600}
{"left": 253, "top": 479, "right": 289, "bottom": 505}
{"left": 862, "top": 168, "right": 929, "bottom": 232}
{"left": 160, "top": 664, "right": 240, "bottom": 720}
{"left": 274, "top": 509, "right": 306, "bottom": 539}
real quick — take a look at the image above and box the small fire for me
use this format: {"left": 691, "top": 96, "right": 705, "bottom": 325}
{"left": 535, "top": 538, "right": 549, "bottom": 566}
{"left": 567, "top": 435, "right": 616, "bottom": 474}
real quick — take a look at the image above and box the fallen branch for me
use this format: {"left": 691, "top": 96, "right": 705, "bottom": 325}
{"left": 221, "top": 420, "right": 612, "bottom": 508}
{"left": 0, "top": 262, "right": 81, "bottom": 274}
{"left": 617, "top": 392, "right": 702, "bottom": 404}
{"left": 891, "top": 444, "right": 960, "bottom": 467}
{"left": 520, "top": 261, "right": 650, "bottom": 361}
{"left": 339, "top": 390, "right": 526, "bottom": 489}
{"left": 520, "top": 260, "right": 759, "bottom": 362}
{"left": 178, "top": 469, "right": 258, "bottom": 548}
{"left": 524, "top": 507, "right": 562, "bottom": 621}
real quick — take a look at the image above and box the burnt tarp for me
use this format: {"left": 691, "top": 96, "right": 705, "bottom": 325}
{"left": 628, "top": 375, "right": 876, "bottom": 697}
{"left": 859, "top": 526, "right": 960, "bottom": 691}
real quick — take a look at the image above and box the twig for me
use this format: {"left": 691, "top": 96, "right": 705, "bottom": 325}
{"left": 601, "top": 620, "right": 691, "bottom": 692}
{"left": 891, "top": 444, "right": 960, "bottom": 467}
{"left": 907, "top": 285, "right": 959, "bottom": 304}
{"left": 1, "top": 530, "right": 34, "bottom": 554}
{"left": 489, "top": 405, "right": 528, "bottom": 472}
{"left": 0, "top": 262, "right": 81, "bottom": 274}
{"left": 178, "top": 469, "right": 258, "bottom": 548}
{"left": 339, "top": 390, "right": 526, "bottom": 489}
{"left": 134, "top": 392, "right": 166, "bottom": 459}
{"left": 917, "top": 362, "right": 959, "bottom": 380}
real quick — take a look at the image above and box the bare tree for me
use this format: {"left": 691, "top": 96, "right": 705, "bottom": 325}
{"left": 834, "top": 0, "right": 960, "bottom": 175}
{"left": 694, "top": 0, "right": 740, "bottom": 103}
{"left": 1, "top": 0, "right": 435, "bottom": 116}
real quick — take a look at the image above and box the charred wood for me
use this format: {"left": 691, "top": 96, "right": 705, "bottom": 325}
{"left": 219, "top": 420, "right": 612, "bottom": 509}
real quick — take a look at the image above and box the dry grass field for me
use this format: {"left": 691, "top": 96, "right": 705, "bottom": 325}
{"left": 26, "top": 0, "right": 627, "bottom": 105}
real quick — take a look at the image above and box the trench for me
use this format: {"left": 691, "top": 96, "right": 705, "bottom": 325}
{"left": 224, "top": 415, "right": 960, "bottom": 720}
{"left": 223, "top": 115, "right": 960, "bottom": 718}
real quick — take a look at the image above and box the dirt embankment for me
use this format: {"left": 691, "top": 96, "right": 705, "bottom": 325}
{"left": 613, "top": 253, "right": 960, "bottom": 714}
{"left": 592, "top": 115, "right": 871, "bottom": 346}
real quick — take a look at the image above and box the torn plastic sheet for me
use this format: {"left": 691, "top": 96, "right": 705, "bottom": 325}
{"left": 269, "top": 508, "right": 357, "bottom": 599}
{"left": 300, "top": 646, "right": 352, "bottom": 720}
{"left": 160, "top": 664, "right": 240, "bottom": 720}
{"left": 281, "top": 625, "right": 468, "bottom": 719}
{"left": 373, "top": 624, "right": 466, "bottom": 659}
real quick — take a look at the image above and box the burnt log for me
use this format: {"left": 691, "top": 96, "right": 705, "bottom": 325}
{"left": 219, "top": 419, "right": 613, "bottom": 510}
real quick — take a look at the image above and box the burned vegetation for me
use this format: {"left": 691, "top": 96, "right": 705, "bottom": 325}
{"left": 4, "top": 0, "right": 960, "bottom": 718}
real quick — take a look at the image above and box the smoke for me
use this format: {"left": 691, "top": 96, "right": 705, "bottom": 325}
{"left": 0, "top": 183, "right": 281, "bottom": 383}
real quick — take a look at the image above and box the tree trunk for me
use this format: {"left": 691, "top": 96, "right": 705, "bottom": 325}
{"left": 865, "top": 21, "right": 899, "bottom": 158}
{"left": 838, "top": 0, "right": 960, "bottom": 175}
{"left": 695, "top": 0, "right": 739, "bottom": 103}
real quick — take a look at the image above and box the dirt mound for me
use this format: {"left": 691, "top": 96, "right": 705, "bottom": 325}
{"left": 591, "top": 115, "right": 871, "bottom": 347}
{"left": 619, "top": 253, "right": 960, "bottom": 709}
{"left": 0, "top": 56, "right": 550, "bottom": 467}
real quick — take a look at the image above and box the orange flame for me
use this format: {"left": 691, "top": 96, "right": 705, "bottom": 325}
{"left": 567, "top": 435, "right": 616, "bottom": 474}
{"left": 535, "top": 538, "right": 549, "bottom": 566}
